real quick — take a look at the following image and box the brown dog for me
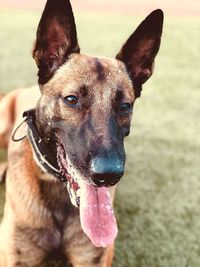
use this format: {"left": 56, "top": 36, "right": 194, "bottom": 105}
{"left": 0, "top": 0, "right": 163, "bottom": 266}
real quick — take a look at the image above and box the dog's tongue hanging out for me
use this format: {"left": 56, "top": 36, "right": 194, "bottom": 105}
{"left": 79, "top": 181, "right": 118, "bottom": 247}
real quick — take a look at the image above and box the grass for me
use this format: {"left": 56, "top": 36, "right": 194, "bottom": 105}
{"left": 0, "top": 8, "right": 200, "bottom": 267}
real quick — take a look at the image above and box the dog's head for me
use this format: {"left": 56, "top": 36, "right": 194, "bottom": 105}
{"left": 32, "top": 0, "right": 163, "bottom": 247}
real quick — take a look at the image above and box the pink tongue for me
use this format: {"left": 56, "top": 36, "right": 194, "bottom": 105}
{"left": 80, "top": 182, "right": 118, "bottom": 247}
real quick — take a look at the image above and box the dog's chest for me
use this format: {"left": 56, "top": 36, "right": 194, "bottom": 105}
{"left": 39, "top": 179, "right": 78, "bottom": 228}
{"left": 15, "top": 180, "right": 80, "bottom": 256}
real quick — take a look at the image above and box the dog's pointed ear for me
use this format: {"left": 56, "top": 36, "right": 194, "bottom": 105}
{"left": 33, "top": 0, "right": 80, "bottom": 85}
{"left": 116, "top": 9, "right": 164, "bottom": 97}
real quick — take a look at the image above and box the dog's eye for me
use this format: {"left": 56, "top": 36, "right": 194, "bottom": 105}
{"left": 120, "top": 103, "right": 132, "bottom": 114}
{"left": 63, "top": 95, "right": 79, "bottom": 108}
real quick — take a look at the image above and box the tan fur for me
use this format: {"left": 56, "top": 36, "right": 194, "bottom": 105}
{"left": 0, "top": 87, "right": 40, "bottom": 148}
{"left": 0, "top": 87, "right": 40, "bottom": 182}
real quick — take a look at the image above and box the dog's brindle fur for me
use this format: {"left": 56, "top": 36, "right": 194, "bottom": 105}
{"left": 0, "top": 0, "right": 163, "bottom": 266}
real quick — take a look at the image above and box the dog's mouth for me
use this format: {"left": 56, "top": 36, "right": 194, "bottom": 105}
{"left": 56, "top": 142, "right": 118, "bottom": 248}
{"left": 57, "top": 143, "right": 80, "bottom": 207}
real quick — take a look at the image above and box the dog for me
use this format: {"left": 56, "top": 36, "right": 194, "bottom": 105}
{"left": 0, "top": 0, "right": 163, "bottom": 266}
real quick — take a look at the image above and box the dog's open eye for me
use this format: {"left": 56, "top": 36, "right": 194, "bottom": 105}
{"left": 119, "top": 103, "right": 132, "bottom": 114}
{"left": 63, "top": 95, "right": 79, "bottom": 108}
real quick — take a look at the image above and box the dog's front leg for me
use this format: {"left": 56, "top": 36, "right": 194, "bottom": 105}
{"left": 65, "top": 245, "right": 114, "bottom": 267}
{"left": 102, "top": 244, "right": 115, "bottom": 267}
{"left": 63, "top": 220, "right": 114, "bottom": 267}
{"left": 0, "top": 219, "right": 46, "bottom": 267}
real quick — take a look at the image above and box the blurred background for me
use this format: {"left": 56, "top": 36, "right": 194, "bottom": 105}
{"left": 0, "top": 1, "right": 200, "bottom": 267}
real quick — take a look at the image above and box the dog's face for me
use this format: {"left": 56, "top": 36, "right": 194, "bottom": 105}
{"left": 36, "top": 54, "right": 134, "bottom": 185}
{"left": 33, "top": 0, "right": 163, "bottom": 247}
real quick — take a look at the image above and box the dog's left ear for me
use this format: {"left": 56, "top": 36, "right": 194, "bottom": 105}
{"left": 33, "top": 0, "right": 80, "bottom": 85}
{"left": 116, "top": 9, "right": 164, "bottom": 97}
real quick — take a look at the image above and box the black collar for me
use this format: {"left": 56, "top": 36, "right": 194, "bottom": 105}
{"left": 23, "top": 109, "right": 67, "bottom": 182}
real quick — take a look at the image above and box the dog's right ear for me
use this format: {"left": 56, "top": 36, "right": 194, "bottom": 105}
{"left": 33, "top": 0, "right": 80, "bottom": 85}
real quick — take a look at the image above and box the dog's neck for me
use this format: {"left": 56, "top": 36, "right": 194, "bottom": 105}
{"left": 24, "top": 109, "right": 66, "bottom": 183}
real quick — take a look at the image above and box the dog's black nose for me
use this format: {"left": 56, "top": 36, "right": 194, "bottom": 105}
{"left": 91, "top": 153, "right": 124, "bottom": 187}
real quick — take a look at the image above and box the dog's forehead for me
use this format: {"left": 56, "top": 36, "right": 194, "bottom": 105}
{"left": 46, "top": 54, "right": 135, "bottom": 99}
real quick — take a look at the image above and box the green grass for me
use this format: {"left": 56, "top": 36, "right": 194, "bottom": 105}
{"left": 0, "top": 9, "right": 200, "bottom": 267}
